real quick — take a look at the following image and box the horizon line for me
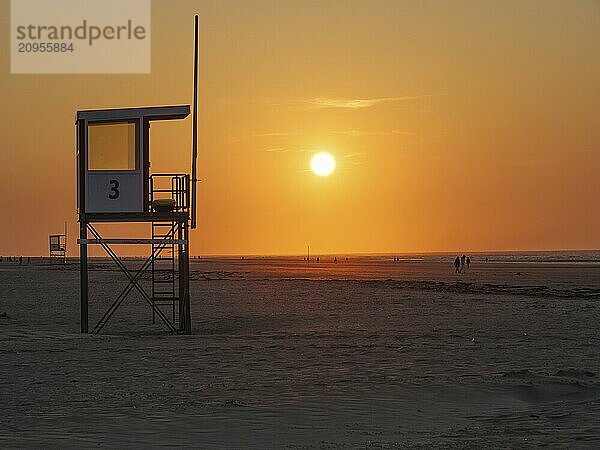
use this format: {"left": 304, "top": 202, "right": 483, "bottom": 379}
{"left": 24, "top": 247, "right": 599, "bottom": 259}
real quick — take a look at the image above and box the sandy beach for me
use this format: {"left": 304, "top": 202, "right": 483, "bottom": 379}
{"left": 1, "top": 255, "right": 600, "bottom": 447}
{"left": 3, "top": 0, "right": 599, "bottom": 446}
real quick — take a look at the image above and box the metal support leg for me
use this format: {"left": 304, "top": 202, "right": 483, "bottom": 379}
{"left": 80, "top": 221, "right": 89, "bottom": 333}
{"left": 182, "top": 221, "right": 192, "bottom": 334}
{"left": 178, "top": 222, "right": 184, "bottom": 331}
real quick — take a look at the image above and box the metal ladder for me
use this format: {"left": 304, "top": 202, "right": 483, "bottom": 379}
{"left": 151, "top": 222, "right": 179, "bottom": 325}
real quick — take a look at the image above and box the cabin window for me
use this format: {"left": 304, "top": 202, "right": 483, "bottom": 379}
{"left": 49, "top": 236, "right": 62, "bottom": 251}
{"left": 88, "top": 122, "right": 137, "bottom": 170}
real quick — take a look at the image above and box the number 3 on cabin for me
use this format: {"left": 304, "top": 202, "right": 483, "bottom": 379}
{"left": 108, "top": 179, "right": 120, "bottom": 199}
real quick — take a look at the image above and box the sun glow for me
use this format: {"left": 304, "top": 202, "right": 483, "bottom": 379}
{"left": 310, "top": 152, "right": 336, "bottom": 176}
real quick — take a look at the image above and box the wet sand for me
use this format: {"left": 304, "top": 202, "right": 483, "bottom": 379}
{"left": 1, "top": 257, "right": 599, "bottom": 447}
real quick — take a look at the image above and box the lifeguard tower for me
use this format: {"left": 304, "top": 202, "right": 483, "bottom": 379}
{"left": 49, "top": 233, "right": 66, "bottom": 264}
{"left": 76, "top": 17, "right": 200, "bottom": 335}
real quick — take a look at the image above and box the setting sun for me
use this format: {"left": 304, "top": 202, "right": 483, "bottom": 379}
{"left": 310, "top": 152, "right": 336, "bottom": 177}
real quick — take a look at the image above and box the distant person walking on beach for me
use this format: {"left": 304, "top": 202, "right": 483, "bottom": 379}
{"left": 460, "top": 254, "right": 466, "bottom": 272}
{"left": 466, "top": 256, "right": 471, "bottom": 269}
{"left": 454, "top": 256, "right": 461, "bottom": 273}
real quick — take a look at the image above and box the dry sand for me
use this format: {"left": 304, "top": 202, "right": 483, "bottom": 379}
{"left": 1, "top": 256, "right": 600, "bottom": 447}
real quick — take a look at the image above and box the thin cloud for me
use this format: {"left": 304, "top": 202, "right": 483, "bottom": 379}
{"left": 262, "top": 147, "right": 288, "bottom": 153}
{"left": 343, "top": 152, "right": 367, "bottom": 158}
{"left": 226, "top": 131, "right": 300, "bottom": 144}
{"left": 333, "top": 129, "right": 415, "bottom": 137}
{"left": 303, "top": 95, "right": 433, "bottom": 110}
{"left": 231, "top": 126, "right": 416, "bottom": 152}
{"left": 255, "top": 132, "right": 301, "bottom": 137}
{"left": 259, "top": 146, "right": 309, "bottom": 153}
{"left": 343, "top": 152, "right": 368, "bottom": 167}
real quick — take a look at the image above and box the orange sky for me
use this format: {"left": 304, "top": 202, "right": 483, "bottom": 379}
{"left": 1, "top": 0, "right": 599, "bottom": 256}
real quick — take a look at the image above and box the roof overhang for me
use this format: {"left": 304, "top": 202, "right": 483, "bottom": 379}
{"left": 76, "top": 105, "right": 190, "bottom": 122}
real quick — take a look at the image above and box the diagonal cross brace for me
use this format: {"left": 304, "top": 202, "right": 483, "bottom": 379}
{"left": 89, "top": 224, "right": 177, "bottom": 334}
{"left": 88, "top": 224, "right": 178, "bottom": 334}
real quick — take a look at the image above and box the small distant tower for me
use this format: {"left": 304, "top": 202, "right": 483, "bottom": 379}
{"left": 49, "top": 233, "right": 66, "bottom": 264}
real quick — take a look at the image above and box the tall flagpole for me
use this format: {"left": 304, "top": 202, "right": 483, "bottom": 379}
{"left": 191, "top": 15, "right": 199, "bottom": 229}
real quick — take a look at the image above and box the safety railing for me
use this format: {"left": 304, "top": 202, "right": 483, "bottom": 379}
{"left": 149, "top": 173, "right": 190, "bottom": 213}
